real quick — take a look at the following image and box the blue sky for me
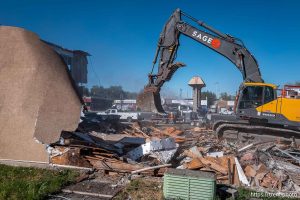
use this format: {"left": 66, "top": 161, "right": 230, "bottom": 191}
{"left": 1, "top": 0, "right": 300, "bottom": 97}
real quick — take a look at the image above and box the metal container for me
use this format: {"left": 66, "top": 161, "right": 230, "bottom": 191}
{"left": 163, "top": 169, "right": 216, "bottom": 200}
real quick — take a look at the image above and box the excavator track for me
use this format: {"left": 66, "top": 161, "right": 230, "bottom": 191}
{"left": 213, "top": 120, "right": 300, "bottom": 141}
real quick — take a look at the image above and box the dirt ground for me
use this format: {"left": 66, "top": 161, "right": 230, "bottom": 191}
{"left": 113, "top": 177, "right": 163, "bottom": 200}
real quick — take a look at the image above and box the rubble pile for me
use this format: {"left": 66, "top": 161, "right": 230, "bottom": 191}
{"left": 48, "top": 119, "right": 181, "bottom": 176}
{"left": 177, "top": 129, "right": 300, "bottom": 194}
{"left": 48, "top": 115, "right": 300, "bottom": 195}
{"left": 77, "top": 113, "right": 124, "bottom": 133}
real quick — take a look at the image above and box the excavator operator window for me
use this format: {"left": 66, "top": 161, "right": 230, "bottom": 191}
{"left": 264, "top": 86, "right": 275, "bottom": 104}
{"left": 239, "top": 86, "right": 263, "bottom": 109}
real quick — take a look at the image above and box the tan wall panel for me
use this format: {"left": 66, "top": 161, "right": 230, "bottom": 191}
{"left": 0, "top": 26, "right": 81, "bottom": 162}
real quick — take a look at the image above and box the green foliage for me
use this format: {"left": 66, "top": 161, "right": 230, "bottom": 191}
{"left": 113, "top": 179, "right": 163, "bottom": 200}
{"left": 220, "top": 92, "right": 235, "bottom": 101}
{"left": 78, "top": 85, "right": 90, "bottom": 96}
{"left": 90, "top": 85, "right": 138, "bottom": 99}
{"left": 0, "top": 164, "right": 78, "bottom": 200}
{"left": 201, "top": 91, "right": 217, "bottom": 106}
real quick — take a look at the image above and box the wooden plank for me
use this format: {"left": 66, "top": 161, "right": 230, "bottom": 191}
{"left": 199, "top": 157, "right": 228, "bottom": 175}
{"left": 185, "top": 158, "right": 204, "bottom": 170}
{"left": 88, "top": 159, "right": 142, "bottom": 172}
{"left": 130, "top": 125, "right": 150, "bottom": 138}
{"left": 62, "top": 189, "right": 113, "bottom": 198}
{"left": 131, "top": 164, "right": 172, "bottom": 174}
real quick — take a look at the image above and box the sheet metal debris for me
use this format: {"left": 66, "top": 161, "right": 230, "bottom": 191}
{"left": 127, "top": 138, "right": 177, "bottom": 161}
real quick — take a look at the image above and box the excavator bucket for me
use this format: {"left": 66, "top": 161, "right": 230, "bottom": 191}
{"left": 137, "top": 88, "right": 165, "bottom": 113}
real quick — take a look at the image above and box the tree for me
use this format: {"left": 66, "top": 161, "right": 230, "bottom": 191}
{"left": 220, "top": 92, "right": 235, "bottom": 101}
{"left": 78, "top": 85, "right": 90, "bottom": 96}
{"left": 201, "top": 91, "right": 217, "bottom": 106}
{"left": 90, "top": 85, "right": 138, "bottom": 99}
{"left": 90, "top": 85, "right": 104, "bottom": 97}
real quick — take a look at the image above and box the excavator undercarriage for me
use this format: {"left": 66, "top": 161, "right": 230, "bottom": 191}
{"left": 211, "top": 117, "right": 300, "bottom": 141}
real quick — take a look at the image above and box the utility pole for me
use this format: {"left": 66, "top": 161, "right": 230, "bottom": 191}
{"left": 215, "top": 82, "right": 219, "bottom": 99}
{"left": 179, "top": 88, "right": 182, "bottom": 99}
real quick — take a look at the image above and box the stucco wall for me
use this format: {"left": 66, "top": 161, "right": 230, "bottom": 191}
{"left": 0, "top": 26, "right": 82, "bottom": 162}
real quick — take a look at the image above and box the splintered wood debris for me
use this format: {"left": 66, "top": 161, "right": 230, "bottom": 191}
{"left": 47, "top": 117, "right": 300, "bottom": 194}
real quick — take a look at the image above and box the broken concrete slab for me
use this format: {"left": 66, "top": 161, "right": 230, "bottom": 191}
{"left": 150, "top": 149, "right": 177, "bottom": 164}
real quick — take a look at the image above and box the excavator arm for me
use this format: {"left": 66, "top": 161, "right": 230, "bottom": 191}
{"left": 137, "top": 8, "right": 263, "bottom": 112}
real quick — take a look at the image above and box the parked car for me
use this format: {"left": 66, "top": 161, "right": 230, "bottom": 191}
{"left": 97, "top": 109, "right": 140, "bottom": 122}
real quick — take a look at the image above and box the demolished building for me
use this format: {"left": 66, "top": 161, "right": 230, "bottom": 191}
{"left": 0, "top": 26, "right": 87, "bottom": 163}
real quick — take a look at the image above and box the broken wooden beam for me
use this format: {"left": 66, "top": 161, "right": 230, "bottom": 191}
{"left": 199, "top": 157, "right": 228, "bottom": 175}
{"left": 62, "top": 189, "right": 113, "bottom": 198}
{"left": 130, "top": 125, "right": 150, "bottom": 138}
{"left": 131, "top": 164, "right": 172, "bottom": 174}
{"left": 238, "top": 143, "right": 254, "bottom": 152}
{"left": 88, "top": 159, "right": 142, "bottom": 172}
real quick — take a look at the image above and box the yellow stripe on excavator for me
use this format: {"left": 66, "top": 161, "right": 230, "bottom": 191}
{"left": 243, "top": 82, "right": 277, "bottom": 89}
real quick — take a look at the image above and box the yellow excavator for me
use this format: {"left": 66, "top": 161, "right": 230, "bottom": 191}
{"left": 137, "top": 8, "right": 300, "bottom": 139}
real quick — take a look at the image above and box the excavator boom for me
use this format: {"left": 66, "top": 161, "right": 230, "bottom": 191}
{"left": 137, "top": 8, "right": 263, "bottom": 112}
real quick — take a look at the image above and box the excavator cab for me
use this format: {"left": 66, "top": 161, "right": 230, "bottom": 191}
{"left": 238, "top": 83, "right": 277, "bottom": 109}
{"left": 236, "top": 83, "right": 300, "bottom": 127}
{"left": 238, "top": 85, "right": 264, "bottom": 110}
{"left": 236, "top": 83, "right": 277, "bottom": 120}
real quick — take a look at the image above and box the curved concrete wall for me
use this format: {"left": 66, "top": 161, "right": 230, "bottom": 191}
{"left": 0, "top": 26, "right": 82, "bottom": 162}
